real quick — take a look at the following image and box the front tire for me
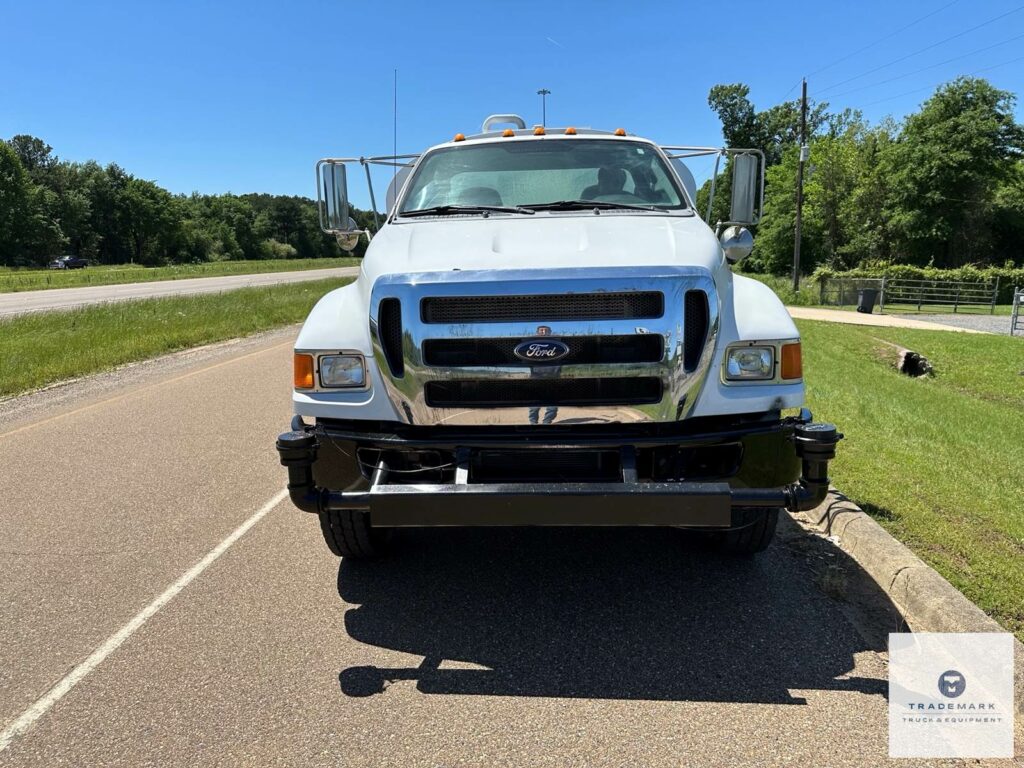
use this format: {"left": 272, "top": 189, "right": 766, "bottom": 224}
{"left": 318, "top": 509, "right": 389, "bottom": 559}
{"left": 719, "top": 507, "right": 779, "bottom": 555}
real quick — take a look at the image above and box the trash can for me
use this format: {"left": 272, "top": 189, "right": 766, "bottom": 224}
{"left": 857, "top": 288, "right": 879, "bottom": 314}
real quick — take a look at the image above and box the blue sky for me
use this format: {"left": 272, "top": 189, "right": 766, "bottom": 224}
{"left": 3, "top": 0, "right": 1023, "bottom": 209}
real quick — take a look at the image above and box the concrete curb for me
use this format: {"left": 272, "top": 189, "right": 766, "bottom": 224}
{"left": 798, "top": 490, "right": 1024, "bottom": 720}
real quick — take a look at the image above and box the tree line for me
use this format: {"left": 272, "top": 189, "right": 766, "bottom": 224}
{"left": 700, "top": 76, "right": 1024, "bottom": 275}
{"left": 0, "top": 136, "right": 378, "bottom": 267}
{"left": 4, "top": 77, "right": 1020, "bottom": 273}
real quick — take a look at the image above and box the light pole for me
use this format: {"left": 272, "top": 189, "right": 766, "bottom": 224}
{"left": 537, "top": 89, "right": 551, "bottom": 127}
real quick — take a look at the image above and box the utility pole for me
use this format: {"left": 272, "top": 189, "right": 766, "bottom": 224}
{"left": 537, "top": 89, "right": 551, "bottom": 126}
{"left": 792, "top": 78, "right": 808, "bottom": 293}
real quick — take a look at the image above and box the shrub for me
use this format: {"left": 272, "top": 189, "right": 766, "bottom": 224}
{"left": 259, "top": 239, "right": 298, "bottom": 260}
{"left": 811, "top": 264, "right": 1024, "bottom": 303}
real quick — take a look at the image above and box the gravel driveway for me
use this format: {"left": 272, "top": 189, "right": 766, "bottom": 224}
{"left": 915, "top": 313, "right": 1019, "bottom": 335}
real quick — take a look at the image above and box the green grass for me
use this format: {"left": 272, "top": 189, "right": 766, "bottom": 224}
{"left": 0, "top": 258, "right": 358, "bottom": 293}
{"left": 0, "top": 278, "right": 352, "bottom": 397}
{"left": 797, "top": 319, "right": 1024, "bottom": 640}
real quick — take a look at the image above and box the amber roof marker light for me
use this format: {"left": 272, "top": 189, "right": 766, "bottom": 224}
{"left": 453, "top": 133, "right": 466, "bottom": 142}
{"left": 614, "top": 128, "right": 627, "bottom": 136}
{"left": 502, "top": 129, "right": 515, "bottom": 137}
{"left": 565, "top": 127, "right": 577, "bottom": 135}
{"left": 533, "top": 126, "right": 546, "bottom": 136}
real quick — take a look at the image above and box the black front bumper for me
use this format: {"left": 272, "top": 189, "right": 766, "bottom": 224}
{"left": 276, "top": 414, "right": 841, "bottom": 528}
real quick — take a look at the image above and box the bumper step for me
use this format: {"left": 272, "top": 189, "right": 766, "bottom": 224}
{"left": 276, "top": 420, "right": 842, "bottom": 528}
{"left": 362, "top": 481, "right": 732, "bottom": 527}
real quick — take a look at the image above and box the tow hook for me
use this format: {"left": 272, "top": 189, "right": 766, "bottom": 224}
{"left": 276, "top": 428, "right": 321, "bottom": 514}
{"left": 787, "top": 422, "right": 843, "bottom": 511}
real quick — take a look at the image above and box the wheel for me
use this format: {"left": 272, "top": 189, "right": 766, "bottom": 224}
{"left": 719, "top": 507, "right": 779, "bottom": 556}
{"left": 318, "top": 509, "right": 390, "bottom": 559}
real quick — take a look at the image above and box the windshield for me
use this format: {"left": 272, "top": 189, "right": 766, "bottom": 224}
{"left": 398, "top": 139, "right": 688, "bottom": 214}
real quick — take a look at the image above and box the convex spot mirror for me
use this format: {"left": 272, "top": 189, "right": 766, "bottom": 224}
{"left": 729, "top": 153, "right": 759, "bottom": 226}
{"left": 336, "top": 219, "right": 361, "bottom": 252}
{"left": 720, "top": 225, "right": 754, "bottom": 265}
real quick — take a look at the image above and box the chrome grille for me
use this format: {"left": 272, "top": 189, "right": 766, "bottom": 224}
{"left": 422, "top": 334, "right": 664, "bottom": 367}
{"left": 420, "top": 291, "right": 663, "bottom": 324}
{"left": 683, "top": 290, "right": 709, "bottom": 372}
{"left": 424, "top": 377, "right": 663, "bottom": 408}
{"left": 378, "top": 298, "right": 404, "bottom": 377}
{"left": 369, "top": 267, "right": 720, "bottom": 426}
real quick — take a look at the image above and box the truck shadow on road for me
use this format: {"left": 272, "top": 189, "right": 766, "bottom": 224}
{"left": 336, "top": 527, "right": 889, "bottom": 704}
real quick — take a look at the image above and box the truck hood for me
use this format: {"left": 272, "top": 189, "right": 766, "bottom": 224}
{"left": 361, "top": 214, "right": 724, "bottom": 284}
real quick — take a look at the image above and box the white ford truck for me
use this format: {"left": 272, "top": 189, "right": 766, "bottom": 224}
{"left": 276, "top": 114, "right": 840, "bottom": 559}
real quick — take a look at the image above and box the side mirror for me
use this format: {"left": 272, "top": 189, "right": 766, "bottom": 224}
{"left": 729, "top": 153, "right": 760, "bottom": 226}
{"left": 317, "top": 161, "right": 358, "bottom": 234}
{"left": 720, "top": 225, "right": 754, "bottom": 265}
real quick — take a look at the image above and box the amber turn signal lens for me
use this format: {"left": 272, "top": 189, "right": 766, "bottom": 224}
{"left": 781, "top": 343, "right": 802, "bottom": 380}
{"left": 293, "top": 353, "right": 315, "bottom": 389}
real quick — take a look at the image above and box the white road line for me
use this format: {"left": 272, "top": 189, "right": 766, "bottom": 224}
{"left": 0, "top": 487, "right": 290, "bottom": 754}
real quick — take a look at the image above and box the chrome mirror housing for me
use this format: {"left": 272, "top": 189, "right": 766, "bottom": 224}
{"left": 720, "top": 225, "right": 754, "bottom": 265}
{"left": 316, "top": 160, "right": 361, "bottom": 235}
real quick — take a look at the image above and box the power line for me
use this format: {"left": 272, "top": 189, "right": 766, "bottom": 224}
{"left": 816, "top": 4, "right": 1024, "bottom": 96}
{"left": 778, "top": 79, "right": 803, "bottom": 103}
{"left": 857, "top": 53, "right": 1024, "bottom": 107}
{"left": 826, "top": 31, "right": 1024, "bottom": 100}
{"left": 807, "top": 0, "right": 961, "bottom": 79}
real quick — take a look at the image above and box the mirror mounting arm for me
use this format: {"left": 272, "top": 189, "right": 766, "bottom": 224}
{"left": 360, "top": 159, "right": 381, "bottom": 231}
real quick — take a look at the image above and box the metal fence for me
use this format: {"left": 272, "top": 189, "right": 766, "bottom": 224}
{"left": 819, "top": 276, "right": 1000, "bottom": 314}
{"left": 1012, "top": 286, "right": 1023, "bottom": 336}
{"left": 818, "top": 277, "right": 886, "bottom": 311}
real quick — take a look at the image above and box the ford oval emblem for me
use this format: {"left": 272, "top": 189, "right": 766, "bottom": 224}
{"left": 514, "top": 339, "right": 570, "bottom": 363}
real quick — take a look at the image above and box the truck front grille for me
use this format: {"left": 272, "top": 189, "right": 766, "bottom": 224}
{"left": 378, "top": 298, "right": 404, "bottom": 377}
{"left": 420, "top": 292, "right": 663, "bottom": 324}
{"left": 424, "top": 377, "right": 663, "bottom": 408}
{"left": 422, "top": 334, "right": 664, "bottom": 367}
{"left": 683, "top": 290, "right": 709, "bottom": 372}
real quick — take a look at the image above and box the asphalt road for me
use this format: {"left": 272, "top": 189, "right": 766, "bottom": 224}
{"left": 0, "top": 331, "right": 986, "bottom": 767}
{"left": 0, "top": 267, "right": 361, "bottom": 317}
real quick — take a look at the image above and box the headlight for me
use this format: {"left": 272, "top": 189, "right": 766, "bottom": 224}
{"left": 319, "top": 354, "right": 366, "bottom": 388}
{"left": 725, "top": 346, "right": 774, "bottom": 380}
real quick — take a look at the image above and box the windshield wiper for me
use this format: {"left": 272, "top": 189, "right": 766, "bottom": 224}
{"left": 523, "top": 199, "right": 668, "bottom": 212}
{"left": 399, "top": 204, "right": 535, "bottom": 217}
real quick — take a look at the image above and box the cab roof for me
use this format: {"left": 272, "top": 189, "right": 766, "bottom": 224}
{"left": 430, "top": 126, "right": 656, "bottom": 152}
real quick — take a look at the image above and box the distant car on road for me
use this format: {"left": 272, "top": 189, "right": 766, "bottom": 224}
{"left": 48, "top": 255, "right": 89, "bottom": 270}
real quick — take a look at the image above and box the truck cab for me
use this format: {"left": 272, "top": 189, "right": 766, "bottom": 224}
{"left": 277, "top": 115, "right": 840, "bottom": 559}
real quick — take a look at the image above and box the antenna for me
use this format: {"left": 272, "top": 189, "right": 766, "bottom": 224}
{"left": 393, "top": 69, "right": 398, "bottom": 185}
